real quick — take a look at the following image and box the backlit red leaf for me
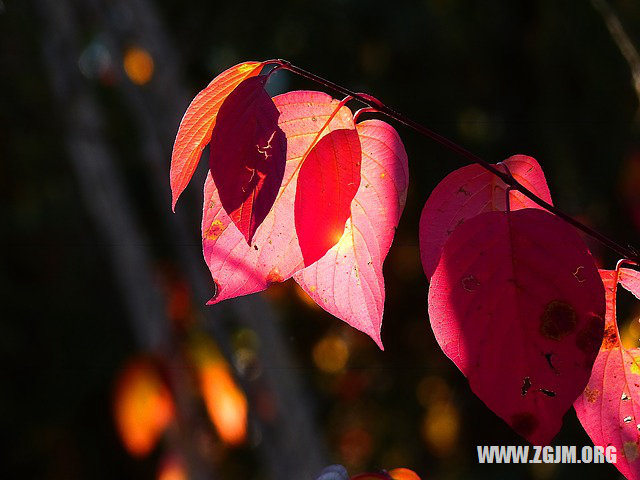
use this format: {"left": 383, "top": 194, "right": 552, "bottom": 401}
{"left": 428, "top": 208, "right": 605, "bottom": 444}
{"left": 209, "top": 75, "right": 286, "bottom": 244}
{"left": 294, "top": 120, "right": 408, "bottom": 348}
{"left": 574, "top": 267, "right": 640, "bottom": 479}
{"left": 170, "top": 61, "right": 263, "bottom": 210}
{"left": 295, "top": 128, "right": 361, "bottom": 265}
{"left": 419, "top": 155, "right": 552, "bottom": 279}
{"left": 202, "top": 91, "right": 355, "bottom": 303}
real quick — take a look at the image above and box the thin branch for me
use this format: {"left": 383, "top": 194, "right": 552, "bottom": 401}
{"left": 591, "top": 0, "right": 640, "bottom": 117}
{"left": 270, "top": 59, "right": 640, "bottom": 264}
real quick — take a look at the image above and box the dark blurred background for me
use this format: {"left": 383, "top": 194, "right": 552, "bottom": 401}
{"left": 3, "top": 0, "right": 640, "bottom": 479}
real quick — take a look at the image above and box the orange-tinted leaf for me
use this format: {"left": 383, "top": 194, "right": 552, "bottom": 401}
{"left": 429, "top": 209, "right": 605, "bottom": 444}
{"left": 574, "top": 267, "right": 640, "bottom": 479}
{"left": 209, "top": 75, "right": 286, "bottom": 244}
{"left": 295, "top": 128, "right": 361, "bottom": 265}
{"left": 170, "top": 61, "right": 263, "bottom": 210}
{"left": 113, "top": 357, "right": 174, "bottom": 457}
{"left": 388, "top": 468, "right": 422, "bottom": 480}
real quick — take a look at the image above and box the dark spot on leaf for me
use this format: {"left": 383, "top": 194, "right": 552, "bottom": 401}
{"left": 600, "top": 323, "right": 618, "bottom": 350}
{"left": 204, "top": 219, "right": 227, "bottom": 240}
{"left": 538, "top": 388, "right": 556, "bottom": 397}
{"left": 540, "top": 300, "right": 577, "bottom": 340}
{"left": 576, "top": 313, "right": 606, "bottom": 353}
{"left": 584, "top": 386, "right": 599, "bottom": 403}
{"left": 254, "top": 244, "right": 259, "bottom": 250}
{"left": 521, "top": 377, "right": 532, "bottom": 396}
{"left": 511, "top": 412, "right": 538, "bottom": 438}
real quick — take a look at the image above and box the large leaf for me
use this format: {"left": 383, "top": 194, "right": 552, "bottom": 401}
{"left": 170, "top": 61, "right": 263, "bottom": 210}
{"left": 295, "top": 128, "right": 362, "bottom": 265}
{"left": 419, "top": 155, "right": 551, "bottom": 279}
{"left": 428, "top": 208, "right": 605, "bottom": 444}
{"left": 209, "top": 76, "right": 286, "bottom": 244}
{"left": 202, "top": 91, "right": 355, "bottom": 303}
{"left": 574, "top": 267, "right": 640, "bottom": 479}
{"left": 294, "top": 120, "right": 408, "bottom": 349}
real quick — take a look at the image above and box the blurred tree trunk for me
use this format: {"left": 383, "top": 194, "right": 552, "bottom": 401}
{"left": 36, "top": 0, "right": 329, "bottom": 478}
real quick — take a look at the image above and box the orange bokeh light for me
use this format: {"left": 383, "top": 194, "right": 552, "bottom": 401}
{"left": 123, "top": 46, "right": 154, "bottom": 85}
{"left": 312, "top": 334, "right": 349, "bottom": 373}
{"left": 389, "top": 467, "right": 422, "bottom": 480}
{"left": 113, "top": 357, "right": 175, "bottom": 457}
{"left": 199, "top": 362, "right": 248, "bottom": 446}
{"left": 421, "top": 401, "right": 460, "bottom": 457}
{"left": 157, "top": 454, "right": 188, "bottom": 480}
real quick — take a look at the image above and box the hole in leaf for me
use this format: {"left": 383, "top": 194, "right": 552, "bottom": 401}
{"left": 521, "top": 377, "right": 531, "bottom": 396}
{"left": 538, "top": 388, "right": 556, "bottom": 398}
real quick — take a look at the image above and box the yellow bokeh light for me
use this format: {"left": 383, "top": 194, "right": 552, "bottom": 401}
{"left": 416, "top": 375, "right": 451, "bottom": 408}
{"left": 621, "top": 317, "right": 640, "bottom": 349}
{"left": 123, "top": 46, "right": 154, "bottom": 85}
{"left": 421, "top": 401, "right": 460, "bottom": 457}
{"left": 312, "top": 334, "right": 349, "bottom": 373}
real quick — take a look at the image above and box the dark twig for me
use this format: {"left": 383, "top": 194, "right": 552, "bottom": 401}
{"left": 270, "top": 59, "right": 640, "bottom": 264}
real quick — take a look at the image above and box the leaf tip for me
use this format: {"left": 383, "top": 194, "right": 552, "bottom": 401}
{"left": 371, "top": 331, "right": 384, "bottom": 351}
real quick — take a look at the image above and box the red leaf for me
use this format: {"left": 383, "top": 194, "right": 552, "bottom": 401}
{"left": 428, "top": 208, "right": 605, "bottom": 444}
{"left": 419, "top": 155, "right": 552, "bottom": 280}
{"left": 170, "top": 61, "right": 263, "bottom": 211}
{"left": 294, "top": 120, "right": 408, "bottom": 348}
{"left": 295, "top": 128, "right": 361, "bottom": 265}
{"left": 574, "top": 267, "right": 640, "bottom": 479}
{"left": 209, "top": 75, "right": 286, "bottom": 244}
{"left": 202, "top": 91, "right": 355, "bottom": 303}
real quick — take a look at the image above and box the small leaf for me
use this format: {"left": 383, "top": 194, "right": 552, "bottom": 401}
{"left": 574, "top": 267, "right": 640, "bottom": 480}
{"left": 428, "top": 208, "right": 605, "bottom": 444}
{"left": 170, "top": 61, "right": 263, "bottom": 210}
{"left": 295, "top": 128, "right": 361, "bottom": 265}
{"left": 294, "top": 120, "right": 408, "bottom": 348}
{"left": 209, "top": 75, "right": 286, "bottom": 244}
{"left": 419, "top": 155, "right": 552, "bottom": 280}
{"left": 202, "top": 91, "right": 355, "bottom": 303}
